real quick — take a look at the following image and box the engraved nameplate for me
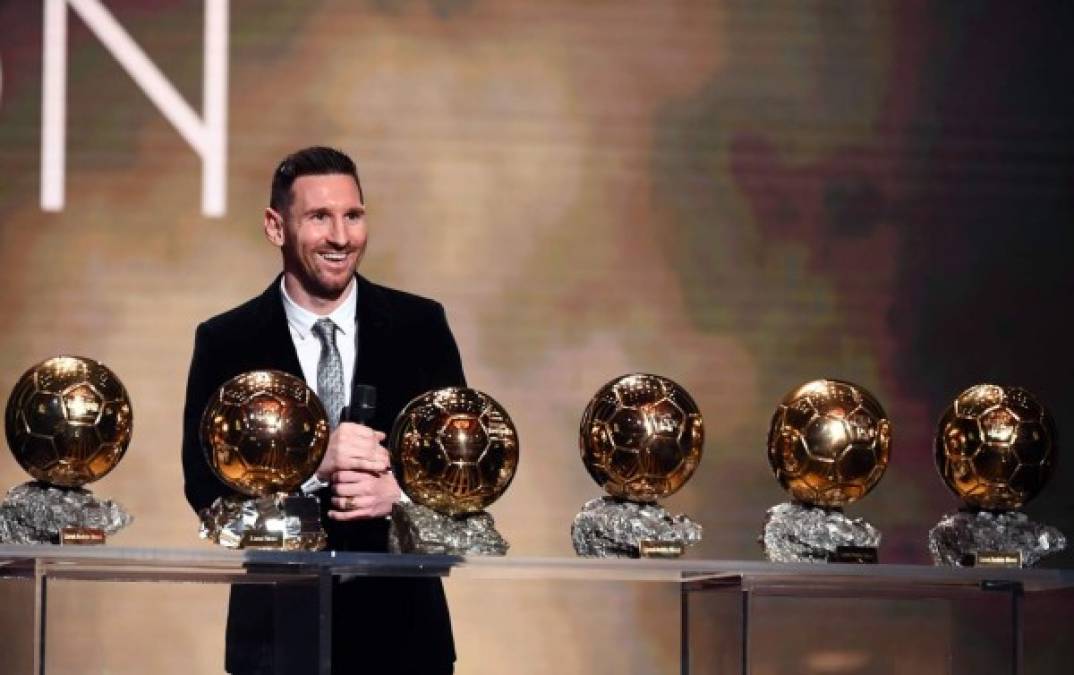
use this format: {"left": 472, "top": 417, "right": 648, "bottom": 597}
{"left": 639, "top": 540, "right": 685, "bottom": 559}
{"left": 240, "top": 532, "right": 284, "bottom": 549}
{"left": 60, "top": 527, "right": 106, "bottom": 546}
{"left": 968, "top": 551, "right": 1022, "bottom": 568}
{"left": 828, "top": 546, "right": 878, "bottom": 564}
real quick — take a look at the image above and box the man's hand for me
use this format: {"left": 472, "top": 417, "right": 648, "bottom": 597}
{"left": 328, "top": 469, "right": 401, "bottom": 520}
{"left": 315, "top": 422, "right": 390, "bottom": 481}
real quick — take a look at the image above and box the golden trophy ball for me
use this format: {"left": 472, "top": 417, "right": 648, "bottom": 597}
{"left": 388, "top": 387, "right": 519, "bottom": 555}
{"left": 929, "top": 384, "right": 1064, "bottom": 567}
{"left": 198, "top": 370, "right": 330, "bottom": 550}
{"left": 1, "top": 355, "right": 134, "bottom": 544}
{"left": 579, "top": 373, "right": 704, "bottom": 502}
{"left": 573, "top": 373, "right": 704, "bottom": 558}
{"left": 934, "top": 384, "right": 1056, "bottom": 510}
{"left": 767, "top": 379, "right": 891, "bottom": 507}
{"left": 761, "top": 379, "right": 889, "bottom": 563}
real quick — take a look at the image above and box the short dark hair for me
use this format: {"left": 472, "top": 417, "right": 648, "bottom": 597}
{"left": 269, "top": 146, "right": 364, "bottom": 214}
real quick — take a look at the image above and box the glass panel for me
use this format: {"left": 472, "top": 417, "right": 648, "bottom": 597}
{"left": 0, "top": 573, "right": 36, "bottom": 675}
{"left": 1, "top": 546, "right": 1072, "bottom": 592}
{"left": 746, "top": 596, "right": 955, "bottom": 675}
{"left": 0, "top": 546, "right": 1071, "bottom": 674}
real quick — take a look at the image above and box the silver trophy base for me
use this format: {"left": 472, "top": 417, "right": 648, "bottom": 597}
{"left": 761, "top": 502, "right": 880, "bottom": 563}
{"left": 929, "top": 510, "right": 1066, "bottom": 568}
{"left": 571, "top": 496, "right": 702, "bottom": 558}
{"left": 388, "top": 502, "right": 508, "bottom": 555}
{"left": 199, "top": 493, "right": 326, "bottom": 551}
{"left": 0, "top": 481, "right": 132, "bottom": 544}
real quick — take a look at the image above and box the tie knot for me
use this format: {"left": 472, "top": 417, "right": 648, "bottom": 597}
{"left": 312, "top": 318, "right": 337, "bottom": 345}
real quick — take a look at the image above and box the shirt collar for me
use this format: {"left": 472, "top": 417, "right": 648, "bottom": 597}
{"left": 280, "top": 277, "right": 357, "bottom": 339}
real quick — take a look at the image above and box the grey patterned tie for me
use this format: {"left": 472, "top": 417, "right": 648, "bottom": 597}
{"left": 311, "top": 318, "right": 345, "bottom": 429}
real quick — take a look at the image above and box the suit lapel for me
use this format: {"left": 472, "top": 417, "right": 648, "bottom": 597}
{"left": 353, "top": 275, "right": 394, "bottom": 428}
{"left": 353, "top": 274, "right": 391, "bottom": 390}
{"left": 255, "top": 276, "right": 305, "bottom": 379}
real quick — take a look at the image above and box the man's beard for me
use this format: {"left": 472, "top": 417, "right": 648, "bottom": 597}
{"left": 305, "top": 267, "right": 354, "bottom": 299}
{"left": 286, "top": 249, "right": 356, "bottom": 300}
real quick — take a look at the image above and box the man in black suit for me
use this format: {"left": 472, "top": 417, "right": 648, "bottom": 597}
{"left": 181, "top": 146, "right": 462, "bottom": 674}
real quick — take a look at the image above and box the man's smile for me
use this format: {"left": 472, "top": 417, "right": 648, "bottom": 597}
{"left": 318, "top": 251, "right": 352, "bottom": 264}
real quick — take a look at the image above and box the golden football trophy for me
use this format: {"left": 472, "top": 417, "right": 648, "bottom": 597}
{"left": 572, "top": 373, "right": 704, "bottom": 558}
{"left": 387, "top": 387, "right": 518, "bottom": 555}
{"left": 929, "top": 384, "right": 1065, "bottom": 567}
{"left": 198, "top": 370, "right": 330, "bottom": 550}
{"left": 762, "top": 379, "right": 890, "bottom": 563}
{"left": 1, "top": 356, "right": 134, "bottom": 545}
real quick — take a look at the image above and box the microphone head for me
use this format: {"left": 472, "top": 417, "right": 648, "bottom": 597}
{"left": 351, "top": 384, "right": 377, "bottom": 424}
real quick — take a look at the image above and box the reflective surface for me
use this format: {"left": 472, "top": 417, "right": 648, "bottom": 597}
{"left": 0, "top": 545, "right": 1072, "bottom": 590}
{"left": 2, "top": 546, "right": 1068, "bottom": 675}
{"left": 0, "top": 483, "right": 130, "bottom": 544}
{"left": 767, "top": 379, "right": 891, "bottom": 507}
{"left": 389, "top": 502, "right": 509, "bottom": 555}
{"left": 199, "top": 493, "right": 326, "bottom": 551}
{"left": 761, "top": 502, "right": 880, "bottom": 563}
{"left": 579, "top": 373, "right": 704, "bottom": 502}
{"left": 200, "top": 370, "right": 329, "bottom": 496}
{"left": 390, "top": 387, "right": 519, "bottom": 516}
{"left": 4, "top": 356, "right": 133, "bottom": 487}
{"left": 571, "top": 496, "right": 701, "bottom": 558}
{"left": 929, "top": 510, "right": 1066, "bottom": 568}
{"left": 934, "top": 384, "right": 1056, "bottom": 510}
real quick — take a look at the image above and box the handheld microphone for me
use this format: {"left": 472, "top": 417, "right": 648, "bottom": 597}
{"left": 339, "top": 385, "right": 388, "bottom": 477}
{"left": 340, "top": 384, "right": 377, "bottom": 425}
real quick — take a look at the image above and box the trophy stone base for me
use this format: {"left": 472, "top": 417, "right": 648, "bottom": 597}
{"left": 760, "top": 502, "right": 880, "bottom": 563}
{"left": 928, "top": 510, "right": 1066, "bottom": 568}
{"left": 571, "top": 496, "right": 702, "bottom": 559}
{"left": 0, "top": 481, "right": 131, "bottom": 545}
{"left": 199, "top": 493, "right": 326, "bottom": 551}
{"left": 388, "top": 502, "right": 508, "bottom": 556}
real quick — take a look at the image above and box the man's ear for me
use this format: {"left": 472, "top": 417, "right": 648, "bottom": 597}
{"left": 264, "top": 208, "right": 285, "bottom": 247}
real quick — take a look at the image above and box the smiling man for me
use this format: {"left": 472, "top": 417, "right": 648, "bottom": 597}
{"left": 181, "top": 146, "right": 463, "bottom": 674}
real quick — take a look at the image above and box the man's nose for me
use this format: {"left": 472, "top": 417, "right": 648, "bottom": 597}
{"left": 327, "top": 216, "right": 347, "bottom": 245}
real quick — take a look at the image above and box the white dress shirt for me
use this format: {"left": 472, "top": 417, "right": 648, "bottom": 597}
{"left": 281, "top": 278, "right": 406, "bottom": 504}
{"left": 281, "top": 277, "right": 357, "bottom": 495}
{"left": 280, "top": 276, "right": 358, "bottom": 406}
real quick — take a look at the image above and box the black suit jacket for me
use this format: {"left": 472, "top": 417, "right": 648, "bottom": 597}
{"left": 181, "top": 274, "right": 464, "bottom": 674}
